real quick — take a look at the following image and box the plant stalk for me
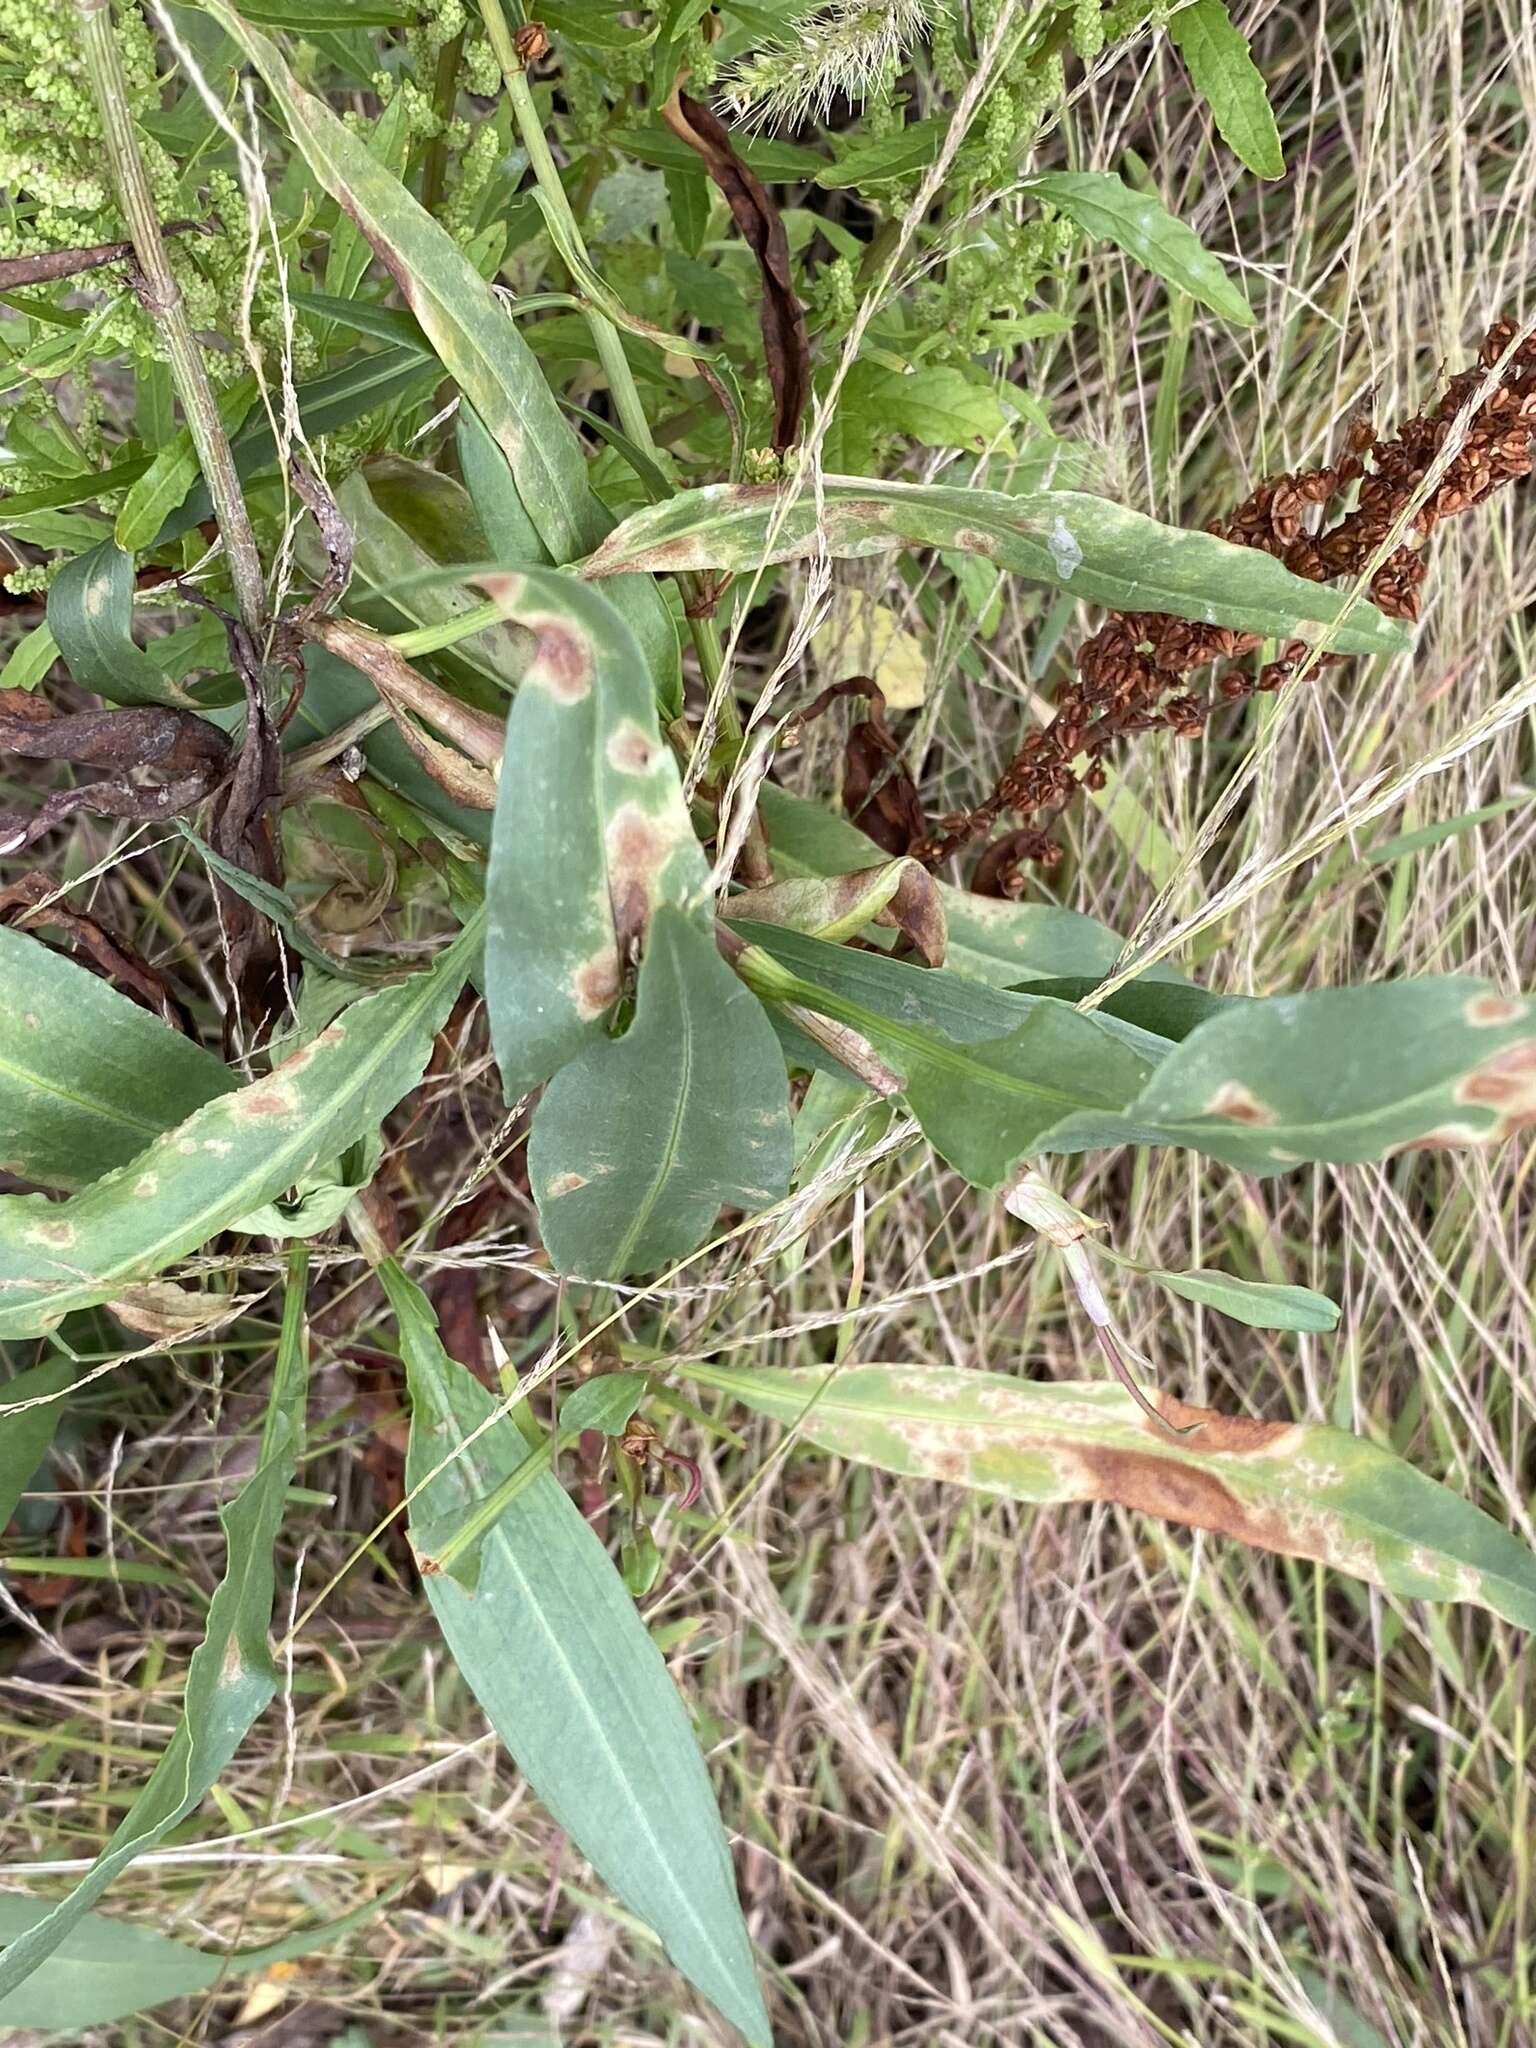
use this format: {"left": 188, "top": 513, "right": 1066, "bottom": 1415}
{"left": 76, "top": 0, "right": 269, "bottom": 647}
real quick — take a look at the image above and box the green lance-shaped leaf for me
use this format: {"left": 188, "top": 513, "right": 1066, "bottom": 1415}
{"left": 687, "top": 1363, "right": 1536, "bottom": 1632}
{"left": 383, "top": 1263, "right": 770, "bottom": 2047}
{"left": 1167, "top": 0, "right": 1285, "bottom": 181}
{"left": 1124, "top": 1264, "right": 1341, "bottom": 1334}
{"left": 0, "top": 1883, "right": 400, "bottom": 2032}
{"left": 0, "top": 916, "right": 481, "bottom": 1340}
{"left": 485, "top": 570, "right": 707, "bottom": 1100}
{"left": 0, "top": 925, "right": 233, "bottom": 1191}
{"left": 46, "top": 543, "right": 190, "bottom": 709}
{"left": 0, "top": 1353, "right": 73, "bottom": 1530}
{"left": 580, "top": 479, "right": 1410, "bottom": 657}
{"left": 1019, "top": 169, "right": 1255, "bottom": 323}
{"left": 529, "top": 908, "right": 793, "bottom": 1278}
{"left": 208, "top": 2, "right": 677, "bottom": 698}
{"left": 732, "top": 923, "right": 1167, "bottom": 1170}
{"left": 1044, "top": 978, "right": 1536, "bottom": 1173}
{"left": 0, "top": 1252, "right": 310, "bottom": 2004}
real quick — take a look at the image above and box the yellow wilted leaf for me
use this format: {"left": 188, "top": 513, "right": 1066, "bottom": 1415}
{"left": 813, "top": 592, "right": 928, "bottom": 710}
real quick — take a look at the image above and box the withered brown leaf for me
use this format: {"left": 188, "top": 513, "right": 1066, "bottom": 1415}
{"left": 661, "top": 89, "right": 810, "bottom": 454}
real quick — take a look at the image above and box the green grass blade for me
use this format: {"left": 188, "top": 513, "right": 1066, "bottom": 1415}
{"left": 529, "top": 907, "right": 792, "bottom": 1277}
{"left": 0, "top": 925, "right": 233, "bottom": 1190}
{"left": 689, "top": 1364, "right": 1536, "bottom": 1631}
{"left": 581, "top": 480, "right": 1410, "bottom": 656}
{"left": 383, "top": 1263, "right": 770, "bottom": 2046}
{"left": 0, "top": 1248, "right": 311, "bottom": 2003}
{"left": 0, "top": 916, "right": 481, "bottom": 1338}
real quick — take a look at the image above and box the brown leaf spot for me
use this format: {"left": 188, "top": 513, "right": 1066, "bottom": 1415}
{"left": 605, "top": 802, "right": 672, "bottom": 945}
{"left": 526, "top": 617, "right": 594, "bottom": 702}
{"left": 954, "top": 526, "right": 999, "bottom": 559}
{"left": 25, "top": 1220, "right": 76, "bottom": 1250}
{"left": 1074, "top": 1444, "right": 1323, "bottom": 1564}
{"left": 230, "top": 1082, "right": 300, "bottom": 1122}
{"left": 1203, "top": 1081, "right": 1277, "bottom": 1125}
{"left": 571, "top": 947, "right": 622, "bottom": 1021}
{"left": 1464, "top": 993, "right": 1525, "bottom": 1027}
{"left": 1152, "top": 1393, "right": 1298, "bottom": 1455}
{"left": 543, "top": 1172, "right": 590, "bottom": 1199}
{"left": 1456, "top": 1036, "right": 1536, "bottom": 1135}
{"left": 606, "top": 721, "right": 657, "bottom": 775}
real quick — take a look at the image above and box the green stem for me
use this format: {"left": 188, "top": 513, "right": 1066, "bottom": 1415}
{"left": 76, "top": 0, "right": 268, "bottom": 648}
{"left": 477, "top": 0, "right": 771, "bottom": 878}
{"left": 419, "top": 29, "right": 466, "bottom": 219}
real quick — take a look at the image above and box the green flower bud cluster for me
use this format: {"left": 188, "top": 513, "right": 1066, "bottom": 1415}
{"left": 804, "top": 253, "right": 857, "bottom": 332}
{"left": 442, "top": 117, "right": 502, "bottom": 241}
{"left": 1070, "top": 0, "right": 1108, "bottom": 61}
{"left": 917, "top": 206, "right": 1076, "bottom": 361}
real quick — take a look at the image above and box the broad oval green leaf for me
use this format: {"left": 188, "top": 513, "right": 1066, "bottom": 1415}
{"left": 1020, "top": 169, "right": 1255, "bottom": 323}
{"left": 384, "top": 1264, "right": 770, "bottom": 2047}
{"left": 560, "top": 1371, "right": 647, "bottom": 1435}
{"left": 485, "top": 571, "right": 706, "bottom": 1101}
{"left": 46, "top": 543, "right": 186, "bottom": 708}
{"left": 0, "top": 1904, "right": 222, "bottom": 2029}
{"left": 0, "top": 925, "right": 233, "bottom": 1190}
{"left": 1167, "top": 0, "right": 1286, "bottom": 180}
{"left": 688, "top": 1363, "right": 1536, "bottom": 1631}
{"left": 0, "top": 1256, "right": 309, "bottom": 2005}
{"left": 581, "top": 480, "right": 1410, "bottom": 657}
{"left": 0, "top": 918, "right": 480, "bottom": 1339}
{"left": 529, "top": 909, "right": 793, "bottom": 1278}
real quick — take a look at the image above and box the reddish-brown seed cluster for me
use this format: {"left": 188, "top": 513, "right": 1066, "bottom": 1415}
{"left": 916, "top": 319, "right": 1536, "bottom": 895}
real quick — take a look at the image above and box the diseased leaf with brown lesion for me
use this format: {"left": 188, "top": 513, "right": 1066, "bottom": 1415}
{"left": 661, "top": 88, "right": 809, "bottom": 453}
{"left": 482, "top": 569, "right": 707, "bottom": 1103}
{"left": 0, "top": 688, "right": 229, "bottom": 857}
{"left": 688, "top": 1362, "right": 1536, "bottom": 1631}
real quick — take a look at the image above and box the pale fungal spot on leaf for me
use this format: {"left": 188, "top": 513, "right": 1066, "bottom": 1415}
{"left": 570, "top": 946, "right": 622, "bottom": 1020}
{"left": 203, "top": 1139, "right": 233, "bottom": 1156}
{"left": 230, "top": 1082, "right": 302, "bottom": 1122}
{"left": 544, "top": 1172, "right": 590, "bottom": 1199}
{"left": 1202, "top": 1081, "right": 1278, "bottom": 1125}
{"left": 525, "top": 614, "right": 595, "bottom": 701}
{"left": 25, "top": 1219, "right": 76, "bottom": 1250}
{"left": 1047, "top": 516, "right": 1083, "bottom": 579}
{"left": 606, "top": 721, "right": 658, "bottom": 775}
{"left": 1464, "top": 993, "right": 1524, "bottom": 1027}
{"left": 135, "top": 1172, "right": 159, "bottom": 1198}
{"left": 953, "top": 525, "right": 998, "bottom": 559}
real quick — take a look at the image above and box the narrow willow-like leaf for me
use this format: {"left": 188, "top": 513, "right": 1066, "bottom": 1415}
{"left": 0, "top": 621, "right": 60, "bottom": 693}
{"left": 158, "top": 346, "right": 436, "bottom": 543}
{"left": 383, "top": 1264, "right": 770, "bottom": 2047}
{"left": 1047, "top": 978, "right": 1536, "bottom": 1172}
{"left": 0, "top": 1253, "right": 309, "bottom": 2002}
{"left": 46, "top": 543, "right": 185, "bottom": 708}
{"left": 0, "top": 1353, "right": 72, "bottom": 1528}
{"left": 210, "top": 1, "right": 677, "bottom": 697}
{"left": 529, "top": 909, "right": 792, "bottom": 1277}
{"left": 0, "top": 925, "right": 232, "bottom": 1190}
{"left": 485, "top": 571, "right": 706, "bottom": 1100}
{"left": 581, "top": 479, "right": 1409, "bottom": 656}
{"left": 1167, "top": 0, "right": 1285, "bottom": 180}
{"left": 113, "top": 377, "right": 258, "bottom": 553}
{"left": 0, "top": 1883, "right": 399, "bottom": 2031}
{"left": 689, "top": 1363, "right": 1536, "bottom": 1631}
{"left": 1126, "top": 1264, "right": 1340, "bottom": 1333}
{"left": 1020, "top": 169, "right": 1255, "bottom": 323}
{"left": 0, "top": 917, "right": 480, "bottom": 1339}
{"left": 755, "top": 784, "right": 1183, "bottom": 989}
